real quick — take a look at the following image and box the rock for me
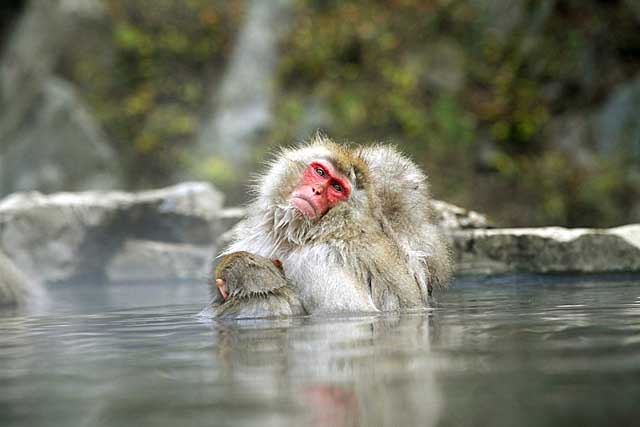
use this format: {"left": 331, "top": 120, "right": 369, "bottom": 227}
{"left": 218, "top": 206, "right": 248, "bottom": 233}
{"left": 105, "top": 240, "right": 212, "bottom": 283}
{"left": 0, "top": 0, "right": 120, "bottom": 197}
{"left": 430, "top": 200, "right": 491, "bottom": 229}
{"left": 215, "top": 206, "right": 249, "bottom": 249}
{"left": 450, "top": 224, "right": 640, "bottom": 275}
{"left": 0, "top": 250, "right": 37, "bottom": 306}
{"left": 0, "top": 78, "right": 122, "bottom": 197}
{"left": 0, "top": 182, "right": 224, "bottom": 284}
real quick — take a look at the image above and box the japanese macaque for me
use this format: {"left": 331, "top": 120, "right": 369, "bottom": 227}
{"left": 207, "top": 135, "right": 451, "bottom": 318}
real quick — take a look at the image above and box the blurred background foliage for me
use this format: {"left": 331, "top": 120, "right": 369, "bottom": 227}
{"left": 59, "top": 0, "right": 246, "bottom": 186}
{"left": 2, "top": 0, "right": 639, "bottom": 227}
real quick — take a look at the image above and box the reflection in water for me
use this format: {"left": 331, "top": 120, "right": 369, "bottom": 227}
{"left": 210, "top": 314, "right": 442, "bottom": 427}
{"left": 1, "top": 276, "right": 640, "bottom": 426}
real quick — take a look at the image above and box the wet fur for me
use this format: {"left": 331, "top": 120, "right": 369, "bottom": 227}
{"left": 220, "top": 135, "right": 451, "bottom": 314}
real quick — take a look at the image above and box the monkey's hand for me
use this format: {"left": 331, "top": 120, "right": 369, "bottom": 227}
{"left": 214, "top": 251, "right": 285, "bottom": 301}
{"left": 209, "top": 251, "right": 305, "bottom": 318}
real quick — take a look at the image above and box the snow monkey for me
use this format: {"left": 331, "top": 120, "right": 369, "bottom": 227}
{"left": 207, "top": 135, "right": 451, "bottom": 318}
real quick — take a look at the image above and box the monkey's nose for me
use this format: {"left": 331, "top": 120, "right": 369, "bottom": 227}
{"left": 312, "top": 185, "right": 324, "bottom": 195}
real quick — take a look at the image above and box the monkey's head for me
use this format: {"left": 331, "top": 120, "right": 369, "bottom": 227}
{"left": 289, "top": 156, "right": 351, "bottom": 218}
{"left": 255, "top": 135, "right": 374, "bottom": 244}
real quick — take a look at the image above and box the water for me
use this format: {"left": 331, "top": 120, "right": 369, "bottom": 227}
{"left": 1, "top": 275, "right": 640, "bottom": 427}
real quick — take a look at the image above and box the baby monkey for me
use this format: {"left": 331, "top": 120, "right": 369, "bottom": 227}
{"left": 208, "top": 135, "right": 451, "bottom": 319}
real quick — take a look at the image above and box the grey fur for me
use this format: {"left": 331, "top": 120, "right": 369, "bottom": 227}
{"left": 208, "top": 136, "right": 451, "bottom": 317}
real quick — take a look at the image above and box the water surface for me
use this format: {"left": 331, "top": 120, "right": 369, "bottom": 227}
{"left": 1, "top": 275, "right": 639, "bottom": 426}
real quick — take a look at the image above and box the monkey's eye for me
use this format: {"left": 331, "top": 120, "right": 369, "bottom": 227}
{"left": 331, "top": 182, "right": 343, "bottom": 192}
{"left": 315, "top": 167, "right": 326, "bottom": 177}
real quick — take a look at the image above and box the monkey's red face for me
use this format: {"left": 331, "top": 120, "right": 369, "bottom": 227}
{"left": 290, "top": 160, "right": 352, "bottom": 218}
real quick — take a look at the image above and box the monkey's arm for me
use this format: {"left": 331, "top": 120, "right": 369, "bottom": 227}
{"left": 208, "top": 251, "right": 305, "bottom": 319}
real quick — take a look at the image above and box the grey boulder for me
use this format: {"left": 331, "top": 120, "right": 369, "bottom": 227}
{"left": 0, "top": 182, "right": 223, "bottom": 284}
{"left": 451, "top": 224, "right": 640, "bottom": 275}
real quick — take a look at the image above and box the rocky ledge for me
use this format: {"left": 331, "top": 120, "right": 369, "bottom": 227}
{"left": 0, "top": 183, "right": 224, "bottom": 293}
{"left": 0, "top": 182, "right": 638, "bottom": 306}
{"left": 450, "top": 225, "right": 640, "bottom": 275}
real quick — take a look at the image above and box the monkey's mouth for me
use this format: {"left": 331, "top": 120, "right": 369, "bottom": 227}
{"left": 291, "top": 196, "right": 317, "bottom": 218}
